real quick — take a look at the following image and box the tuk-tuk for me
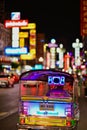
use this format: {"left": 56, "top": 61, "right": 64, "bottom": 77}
{"left": 17, "top": 69, "right": 80, "bottom": 130}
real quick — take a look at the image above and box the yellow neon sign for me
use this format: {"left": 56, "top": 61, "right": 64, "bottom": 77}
{"left": 20, "top": 23, "right": 36, "bottom": 29}
{"left": 19, "top": 32, "right": 28, "bottom": 38}
{"left": 20, "top": 23, "right": 36, "bottom": 60}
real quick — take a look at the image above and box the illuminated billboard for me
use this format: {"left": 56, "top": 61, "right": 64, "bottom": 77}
{"left": 80, "top": 0, "right": 87, "bottom": 36}
{"left": 4, "top": 12, "right": 29, "bottom": 48}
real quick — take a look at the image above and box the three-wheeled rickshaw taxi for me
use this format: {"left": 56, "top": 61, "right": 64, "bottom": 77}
{"left": 17, "top": 69, "right": 80, "bottom": 130}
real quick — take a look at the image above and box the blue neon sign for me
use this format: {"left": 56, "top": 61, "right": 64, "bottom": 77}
{"left": 4, "top": 47, "right": 28, "bottom": 56}
{"left": 48, "top": 76, "right": 65, "bottom": 85}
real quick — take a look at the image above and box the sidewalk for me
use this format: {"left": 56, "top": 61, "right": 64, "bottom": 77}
{"left": 78, "top": 97, "right": 87, "bottom": 130}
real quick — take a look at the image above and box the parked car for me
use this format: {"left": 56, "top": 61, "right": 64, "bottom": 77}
{"left": 10, "top": 73, "right": 19, "bottom": 84}
{"left": 0, "top": 74, "right": 14, "bottom": 88}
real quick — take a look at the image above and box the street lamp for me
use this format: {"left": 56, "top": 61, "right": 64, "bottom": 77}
{"left": 56, "top": 43, "right": 65, "bottom": 69}
{"left": 48, "top": 39, "right": 58, "bottom": 69}
{"left": 72, "top": 38, "right": 83, "bottom": 66}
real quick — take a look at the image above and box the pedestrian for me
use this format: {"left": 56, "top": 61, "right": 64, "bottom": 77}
{"left": 73, "top": 74, "right": 79, "bottom": 102}
{"left": 78, "top": 75, "right": 83, "bottom": 97}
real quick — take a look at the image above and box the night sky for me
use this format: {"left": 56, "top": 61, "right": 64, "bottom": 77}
{"left": 5, "top": 0, "right": 81, "bottom": 52}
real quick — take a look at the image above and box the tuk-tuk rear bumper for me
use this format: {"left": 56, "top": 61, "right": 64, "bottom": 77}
{"left": 17, "top": 122, "right": 79, "bottom": 130}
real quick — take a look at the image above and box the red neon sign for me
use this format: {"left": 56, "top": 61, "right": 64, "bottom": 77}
{"left": 4, "top": 20, "right": 28, "bottom": 28}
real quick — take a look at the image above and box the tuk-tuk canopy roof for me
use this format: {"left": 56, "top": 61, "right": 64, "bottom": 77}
{"left": 20, "top": 69, "right": 74, "bottom": 83}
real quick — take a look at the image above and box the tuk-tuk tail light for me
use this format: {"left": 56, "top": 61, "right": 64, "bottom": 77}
{"left": 66, "top": 121, "right": 71, "bottom": 127}
{"left": 20, "top": 117, "right": 25, "bottom": 124}
{"left": 66, "top": 120, "right": 76, "bottom": 127}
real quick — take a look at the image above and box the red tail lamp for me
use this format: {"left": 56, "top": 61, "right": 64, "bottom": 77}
{"left": 66, "top": 121, "right": 71, "bottom": 127}
{"left": 20, "top": 118, "right": 25, "bottom": 124}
